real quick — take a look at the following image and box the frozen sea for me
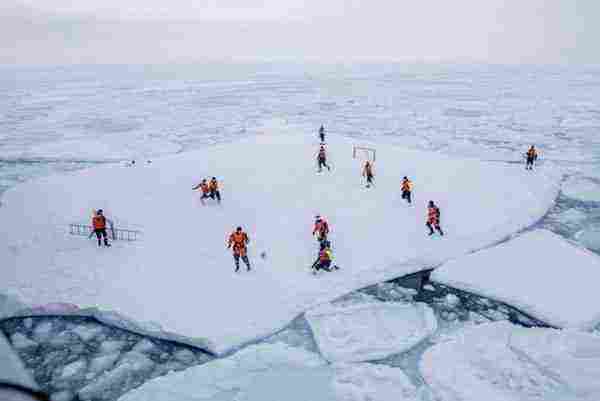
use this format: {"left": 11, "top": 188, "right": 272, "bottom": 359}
{"left": 2, "top": 63, "right": 600, "bottom": 400}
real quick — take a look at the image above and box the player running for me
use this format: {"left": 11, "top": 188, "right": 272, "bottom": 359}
{"left": 317, "top": 145, "right": 331, "bottom": 172}
{"left": 227, "top": 226, "right": 251, "bottom": 272}
{"left": 426, "top": 201, "right": 444, "bottom": 236}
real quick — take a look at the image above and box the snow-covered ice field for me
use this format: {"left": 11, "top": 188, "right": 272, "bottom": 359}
{"left": 0, "top": 130, "right": 558, "bottom": 354}
{"left": 2, "top": 64, "right": 600, "bottom": 400}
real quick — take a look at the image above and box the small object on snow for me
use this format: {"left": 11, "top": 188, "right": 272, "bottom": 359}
{"left": 260, "top": 251, "right": 267, "bottom": 260}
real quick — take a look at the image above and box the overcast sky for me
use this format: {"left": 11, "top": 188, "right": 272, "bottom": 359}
{"left": 1, "top": 0, "right": 597, "bottom": 64}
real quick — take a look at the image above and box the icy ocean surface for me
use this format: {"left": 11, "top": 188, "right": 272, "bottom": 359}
{"left": 2, "top": 64, "right": 600, "bottom": 400}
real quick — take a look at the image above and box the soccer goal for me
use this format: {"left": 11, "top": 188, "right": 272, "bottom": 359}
{"left": 352, "top": 146, "right": 377, "bottom": 162}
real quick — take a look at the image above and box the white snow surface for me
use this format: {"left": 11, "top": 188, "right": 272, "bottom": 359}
{"left": 420, "top": 322, "right": 600, "bottom": 401}
{"left": 306, "top": 302, "right": 437, "bottom": 362}
{"left": 0, "top": 130, "right": 559, "bottom": 354}
{"left": 119, "top": 342, "right": 421, "bottom": 401}
{"left": 431, "top": 230, "right": 600, "bottom": 329}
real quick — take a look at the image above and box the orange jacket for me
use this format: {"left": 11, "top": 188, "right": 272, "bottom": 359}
{"left": 427, "top": 206, "right": 440, "bottom": 224}
{"left": 527, "top": 148, "right": 537, "bottom": 158}
{"left": 228, "top": 231, "right": 249, "bottom": 256}
{"left": 92, "top": 215, "right": 106, "bottom": 230}
{"left": 313, "top": 220, "right": 329, "bottom": 236}
{"left": 401, "top": 179, "right": 412, "bottom": 192}
{"left": 209, "top": 180, "right": 219, "bottom": 191}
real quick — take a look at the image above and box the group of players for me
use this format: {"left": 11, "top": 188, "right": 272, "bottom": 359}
{"left": 197, "top": 126, "right": 537, "bottom": 274}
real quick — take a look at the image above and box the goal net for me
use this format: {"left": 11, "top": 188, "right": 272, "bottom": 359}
{"left": 352, "top": 146, "right": 377, "bottom": 162}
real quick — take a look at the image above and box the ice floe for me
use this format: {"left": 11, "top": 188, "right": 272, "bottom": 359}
{"left": 0, "top": 131, "right": 559, "bottom": 354}
{"left": 432, "top": 230, "right": 600, "bottom": 329}
{"left": 306, "top": 302, "right": 437, "bottom": 362}
{"left": 119, "top": 342, "right": 423, "bottom": 401}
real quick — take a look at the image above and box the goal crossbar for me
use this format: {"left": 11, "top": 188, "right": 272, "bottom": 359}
{"left": 352, "top": 146, "right": 377, "bottom": 162}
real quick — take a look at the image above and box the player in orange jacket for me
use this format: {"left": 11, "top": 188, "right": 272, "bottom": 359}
{"left": 209, "top": 177, "right": 221, "bottom": 203}
{"left": 426, "top": 201, "right": 444, "bottom": 236}
{"left": 525, "top": 145, "right": 538, "bottom": 170}
{"left": 312, "top": 215, "right": 329, "bottom": 243}
{"left": 92, "top": 209, "right": 111, "bottom": 247}
{"left": 192, "top": 179, "right": 211, "bottom": 204}
{"left": 401, "top": 177, "right": 412, "bottom": 204}
{"left": 228, "top": 226, "right": 251, "bottom": 272}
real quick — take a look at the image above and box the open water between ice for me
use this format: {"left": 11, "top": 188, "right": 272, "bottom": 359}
{"left": 2, "top": 63, "right": 600, "bottom": 400}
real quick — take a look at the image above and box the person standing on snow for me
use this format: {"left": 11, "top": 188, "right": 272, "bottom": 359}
{"left": 525, "top": 145, "right": 538, "bottom": 170}
{"left": 319, "top": 125, "right": 326, "bottom": 143}
{"left": 192, "top": 179, "right": 211, "bottom": 204}
{"left": 363, "top": 161, "right": 374, "bottom": 188}
{"left": 92, "top": 209, "right": 111, "bottom": 247}
{"left": 311, "top": 242, "right": 338, "bottom": 274}
{"left": 313, "top": 215, "right": 330, "bottom": 243}
{"left": 317, "top": 145, "right": 331, "bottom": 172}
{"left": 228, "top": 226, "right": 251, "bottom": 272}
{"left": 401, "top": 176, "right": 413, "bottom": 204}
{"left": 209, "top": 177, "right": 221, "bottom": 203}
{"left": 426, "top": 201, "right": 444, "bottom": 236}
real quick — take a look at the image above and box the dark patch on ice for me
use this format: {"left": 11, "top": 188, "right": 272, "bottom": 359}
{"left": 0, "top": 316, "right": 213, "bottom": 401}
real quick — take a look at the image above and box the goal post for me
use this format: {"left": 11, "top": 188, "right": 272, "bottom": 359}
{"left": 352, "top": 146, "right": 377, "bottom": 162}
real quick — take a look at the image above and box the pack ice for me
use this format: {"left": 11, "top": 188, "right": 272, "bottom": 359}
{"left": 421, "top": 322, "right": 600, "bottom": 401}
{"left": 432, "top": 230, "right": 600, "bottom": 329}
{"left": 306, "top": 301, "right": 436, "bottom": 362}
{"left": 0, "top": 131, "right": 559, "bottom": 354}
{"left": 118, "top": 342, "right": 423, "bottom": 401}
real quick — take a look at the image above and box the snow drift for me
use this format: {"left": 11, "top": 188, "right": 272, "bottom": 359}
{"left": 0, "top": 128, "right": 559, "bottom": 354}
{"left": 431, "top": 230, "right": 600, "bottom": 329}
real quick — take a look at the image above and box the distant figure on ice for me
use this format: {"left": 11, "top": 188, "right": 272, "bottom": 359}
{"left": 525, "top": 145, "right": 538, "bottom": 170}
{"left": 228, "top": 226, "right": 251, "bottom": 272}
{"left": 362, "top": 161, "right": 374, "bottom": 188}
{"left": 426, "top": 201, "right": 444, "bottom": 236}
{"left": 319, "top": 125, "right": 326, "bottom": 143}
{"left": 209, "top": 177, "right": 222, "bottom": 203}
{"left": 311, "top": 241, "right": 339, "bottom": 274}
{"left": 313, "top": 215, "right": 330, "bottom": 243}
{"left": 92, "top": 209, "right": 111, "bottom": 247}
{"left": 401, "top": 176, "right": 413, "bottom": 204}
{"left": 192, "top": 179, "right": 211, "bottom": 204}
{"left": 317, "top": 145, "right": 331, "bottom": 172}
